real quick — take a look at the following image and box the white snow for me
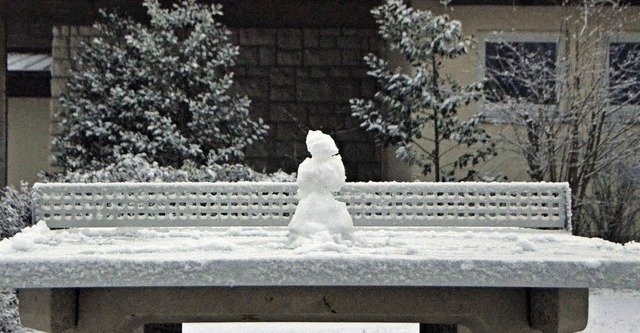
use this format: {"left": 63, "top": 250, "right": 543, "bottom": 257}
{"left": 7, "top": 221, "right": 51, "bottom": 252}
{"left": 288, "top": 130, "right": 354, "bottom": 242}
{"left": 581, "top": 288, "right": 640, "bottom": 332}
{"left": 1, "top": 221, "right": 639, "bottom": 289}
{"left": 183, "top": 322, "right": 418, "bottom": 333}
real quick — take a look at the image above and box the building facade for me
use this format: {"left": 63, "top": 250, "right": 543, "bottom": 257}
{"left": 1, "top": 0, "right": 639, "bottom": 186}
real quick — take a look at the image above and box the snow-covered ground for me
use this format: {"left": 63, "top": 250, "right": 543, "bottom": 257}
{"left": 184, "top": 322, "right": 418, "bottom": 333}
{"left": 183, "top": 289, "right": 640, "bottom": 332}
{"left": 582, "top": 289, "right": 640, "bottom": 332}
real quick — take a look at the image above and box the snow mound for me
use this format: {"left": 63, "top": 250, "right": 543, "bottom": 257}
{"left": 8, "top": 221, "right": 51, "bottom": 252}
{"left": 288, "top": 131, "right": 354, "bottom": 243}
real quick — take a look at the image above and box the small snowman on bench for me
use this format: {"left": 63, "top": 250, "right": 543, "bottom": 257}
{"left": 288, "top": 130, "right": 354, "bottom": 243}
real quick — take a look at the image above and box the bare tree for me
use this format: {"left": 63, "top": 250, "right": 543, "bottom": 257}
{"left": 483, "top": 0, "right": 640, "bottom": 236}
{"left": 583, "top": 161, "right": 639, "bottom": 243}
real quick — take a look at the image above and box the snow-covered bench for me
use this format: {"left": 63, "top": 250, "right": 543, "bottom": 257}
{"left": 1, "top": 181, "right": 639, "bottom": 333}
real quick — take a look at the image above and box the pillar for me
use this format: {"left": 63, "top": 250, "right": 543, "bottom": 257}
{"left": 0, "top": 0, "right": 8, "bottom": 186}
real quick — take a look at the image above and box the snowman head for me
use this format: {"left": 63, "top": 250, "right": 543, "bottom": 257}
{"left": 306, "top": 130, "right": 339, "bottom": 158}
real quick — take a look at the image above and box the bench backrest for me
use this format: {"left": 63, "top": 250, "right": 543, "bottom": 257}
{"left": 32, "top": 182, "right": 572, "bottom": 231}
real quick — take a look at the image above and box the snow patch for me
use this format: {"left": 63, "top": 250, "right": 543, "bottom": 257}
{"left": 581, "top": 289, "right": 640, "bottom": 332}
{"left": 518, "top": 240, "right": 537, "bottom": 252}
{"left": 583, "top": 260, "right": 602, "bottom": 269}
{"left": 404, "top": 247, "right": 418, "bottom": 255}
{"left": 460, "top": 261, "right": 475, "bottom": 271}
{"left": 9, "top": 221, "right": 51, "bottom": 252}
{"left": 623, "top": 241, "right": 640, "bottom": 252}
{"left": 183, "top": 322, "right": 419, "bottom": 333}
{"left": 291, "top": 232, "right": 354, "bottom": 254}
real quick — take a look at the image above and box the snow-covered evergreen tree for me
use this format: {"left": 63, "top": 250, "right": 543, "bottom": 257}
{"left": 53, "top": 0, "right": 268, "bottom": 172}
{"left": 350, "top": 0, "right": 496, "bottom": 182}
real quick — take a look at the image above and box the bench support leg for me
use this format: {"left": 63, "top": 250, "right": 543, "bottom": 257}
{"left": 529, "top": 288, "right": 588, "bottom": 333}
{"left": 18, "top": 288, "right": 77, "bottom": 333}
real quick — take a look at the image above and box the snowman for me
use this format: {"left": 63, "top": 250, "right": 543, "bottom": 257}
{"left": 288, "top": 130, "right": 354, "bottom": 242}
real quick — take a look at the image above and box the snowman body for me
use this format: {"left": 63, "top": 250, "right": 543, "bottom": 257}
{"left": 288, "top": 131, "right": 354, "bottom": 241}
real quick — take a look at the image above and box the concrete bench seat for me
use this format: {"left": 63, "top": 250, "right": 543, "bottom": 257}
{"left": 1, "top": 181, "right": 639, "bottom": 333}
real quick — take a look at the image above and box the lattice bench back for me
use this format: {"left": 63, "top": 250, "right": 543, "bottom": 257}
{"left": 32, "top": 182, "right": 571, "bottom": 231}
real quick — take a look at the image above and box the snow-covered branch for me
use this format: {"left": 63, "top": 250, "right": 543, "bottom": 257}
{"left": 483, "top": 0, "right": 640, "bottom": 237}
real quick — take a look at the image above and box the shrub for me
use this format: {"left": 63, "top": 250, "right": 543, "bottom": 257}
{"left": 0, "top": 184, "right": 31, "bottom": 333}
{"left": 53, "top": 0, "right": 268, "bottom": 172}
{"left": 580, "top": 161, "right": 639, "bottom": 244}
{"left": 42, "top": 154, "right": 294, "bottom": 183}
{"left": 0, "top": 183, "right": 32, "bottom": 241}
{"left": 0, "top": 289, "right": 20, "bottom": 333}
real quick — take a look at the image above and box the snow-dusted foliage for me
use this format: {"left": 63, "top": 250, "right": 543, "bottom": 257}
{"left": 42, "top": 154, "right": 294, "bottom": 183}
{"left": 0, "top": 184, "right": 32, "bottom": 241}
{"left": 52, "top": 0, "right": 268, "bottom": 172}
{"left": 483, "top": 0, "right": 640, "bottom": 236}
{"left": 0, "top": 185, "right": 31, "bottom": 333}
{"left": 350, "top": 0, "right": 496, "bottom": 182}
{"left": 0, "top": 289, "right": 20, "bottom": 333}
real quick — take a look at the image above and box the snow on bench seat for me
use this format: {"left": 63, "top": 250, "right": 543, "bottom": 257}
{"left": 32, "top": 181, "right": 572, "bottom": 230}
{"left": 1, "top": 223, "right": 639, "bottom": 289}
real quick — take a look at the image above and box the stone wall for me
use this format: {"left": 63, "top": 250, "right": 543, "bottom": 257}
{"left": 234, "top": 27, "right": 381, "bottom": 180}
{"left": 50, "top": 25, "right": 382, "bottom": 180}
{"left": 49, "top": 25, "right": 96, "bottom": 167}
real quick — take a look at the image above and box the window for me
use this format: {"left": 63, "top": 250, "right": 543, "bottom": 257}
{"left": 608, "top": 41, "right": 640, "bottom": 106}
{"left": 484, "top": 41, "right": 557, "bottom": 104}
{"left": 7, "top": 53, "right": 52, "bottom": 98}
{"left": 478, "top": 32, "right": 562, "bottom": 120}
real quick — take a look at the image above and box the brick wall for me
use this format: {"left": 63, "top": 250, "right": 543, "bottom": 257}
{"left": 50, "top": 25, "right": 382, "bottom": 181}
